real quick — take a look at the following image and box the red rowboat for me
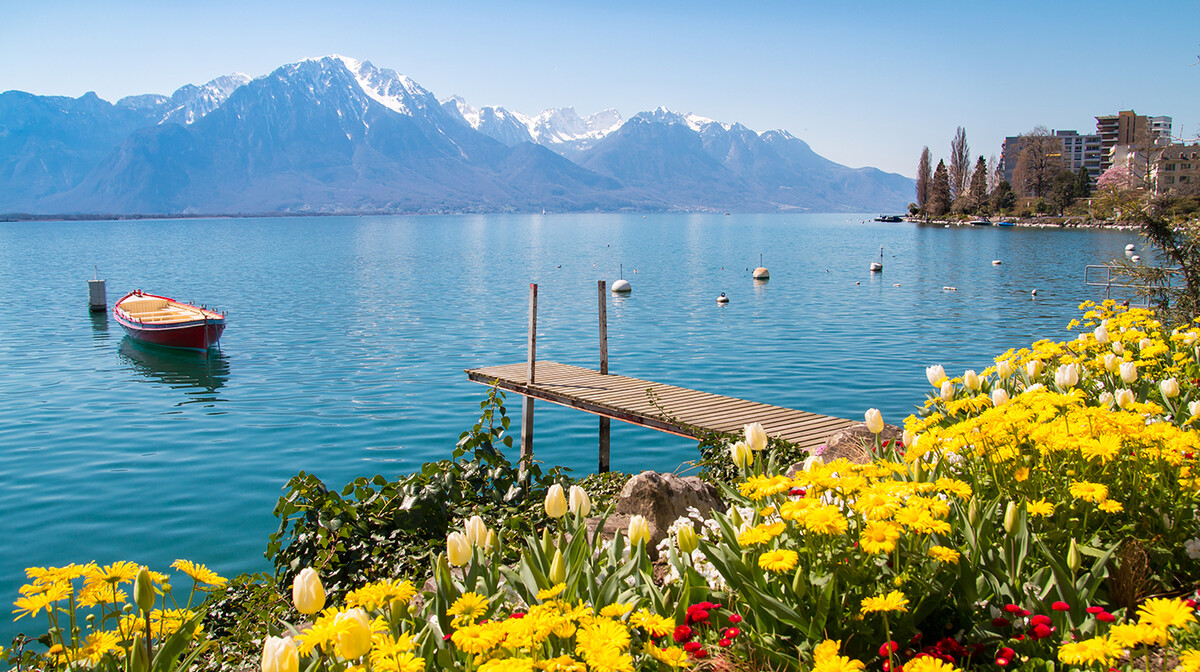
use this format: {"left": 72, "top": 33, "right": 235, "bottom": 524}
{"left": 113, "top": 290, "right": 226, "bottom": 350}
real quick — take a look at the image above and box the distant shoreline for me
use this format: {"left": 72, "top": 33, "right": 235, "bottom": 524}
{"left": 902, "top": 216, "right": 1140, "bottom": 231}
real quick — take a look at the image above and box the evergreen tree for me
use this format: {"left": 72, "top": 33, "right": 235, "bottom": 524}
{"left": 968, "top": 156, "right": 989, "bottom": 214}
{"left": 916, "top": 147, "right": 932, "bottom": 209}
{"left": 990, "top": 180, "right": 1016, "bottom": 214}
{"left": 927, "top": 160, "right": 952, "bottom": 217}
{"left": 1075, "top": 167, "right": 1092, "bottom": 198}
{"left": 1048, "top": 169, "right": 1079, "bottom": 215}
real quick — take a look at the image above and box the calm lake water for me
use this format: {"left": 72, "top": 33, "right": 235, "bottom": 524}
{"left": 0, "top": 213, "right": 1139, "bottom": 637}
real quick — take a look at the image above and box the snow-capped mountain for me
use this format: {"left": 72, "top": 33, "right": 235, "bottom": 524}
{"left": 2, "top": 55, "right": 913, "bottom": 215}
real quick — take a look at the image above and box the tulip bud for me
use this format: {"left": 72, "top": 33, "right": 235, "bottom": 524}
{"left": 334, "top": 608, "right": 373, "bottom": 660}
{"left": 1104, "top": 353, "right": 1120, "bottom": 373}
{"left": 1120, "top": 361, "right": 1138, "bottom": 383}
{"left": 262, "top": 636, "right": 299, "bottom": 672}
{"left": 549, "top": 548, "right": 566, "bottom": 584}
{"left": 1161, "top": 377, "right": 1180, "bottom": 399}
{"left": 292, "top": 567, "right": 326, "bottom": 615}
{"left": 996, "top": 359, "right": 1013, "bottom": 380}
{"left": 1003, "top": 501, "right": 1018, "bottom": 536}
{"left": 484, "top": 529, "right": 498, "bottom": 553}
{"left": 1112, "top": 341, "right": 1125, "bottom": 355}
{"left": 743, "top": 422, "right": 768, "bottom": 452}
{"left": 991, "top": 388, "right": 1010, "bottom": 406}
{"left": 940, "top": 379, "right": 954, "bottom": 402}
{"left": 628, "top": 515, "right": 651, "bottom": 546}
{"left": 926, "top": 364, "right": 946, "bottom": 387}
{"left": 134, "top": 567, "right": 155, "bottom": 613}
{"left": 963, "top": 370, "right": 980, "bottom": 391}
{"left": 1054, "top": 363, "right": 1079, "bottom": 389}
{"left": 1140, "top": 338, "right": 1153, "bottom": 351}
{"left": 1115, "top": 388, "right": 1135, "bottom": 410}
{"left": 730, "top": 441, "right": 753, "bottom": 470}
{"left": 1189, "top": 400, "right": 1200, "bottom": 417}
{"left": 446, "top": 531, "right": 471, "bottom": 567}
{"left": 1098, "top": 391, "right": 1114, "bottom": 408}
{"left": 728, "top": 506, "right": 744, "bottom": 528}
{"left": 544, "top": 484, "right": 568, "bottom": 519}
{"left": 465, "top": 515, "right": 488, "bottom": 549}
{"left": 864, "top": 408, "right": 884, "bottom": 434}
{"left": 568, "top": 485, "right": 592, "bottom": 516}
{"left": 1094, "top": 325, "right": 1110, "bottom": 344}
{"left": 968, "top": 498, "right": 980, "bottom": 527}
{"left": 1026, "top": 359, "right": 1043, "bottom": 378}
{"left": 1067, "top": 539, "right": 1082, "bottom": 573}
{"left": 131, "top": 637, "right": 150, "bottom": 672}
{"left": 676, "top": 525, "right": 699, "bottom": 555}
{"left": 791, "top": 564, "right": 806, "bottom": 599}
{"left": 902, "top": 428, "right": 916, "bottom": 449}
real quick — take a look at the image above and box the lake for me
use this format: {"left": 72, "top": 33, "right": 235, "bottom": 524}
{"left": 0, "top": 213, "right": 1139, "bottom": 638}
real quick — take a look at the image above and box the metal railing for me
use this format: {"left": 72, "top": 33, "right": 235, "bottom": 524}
{"left": 1084, "top": 264, "right": 1181, "bottom": 306}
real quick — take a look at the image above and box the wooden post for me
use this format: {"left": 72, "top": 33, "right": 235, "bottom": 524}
{"left": 598, "top": 280, "right": 610, "bottom": 473}
{"left": 521, "top": 284, "right": 537, "bottom": 466}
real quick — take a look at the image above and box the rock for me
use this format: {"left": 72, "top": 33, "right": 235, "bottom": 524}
{"left": 819, "top": 422, "right": 903, "bottom": 464}
{"left": 586, "top": 471, "right": 723, "bottom": 558}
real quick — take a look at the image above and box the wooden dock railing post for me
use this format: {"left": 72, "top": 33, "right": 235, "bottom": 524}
{"left": 521, "top": 283, "right": 537, "bottom": 472}
{"left": 598, "top": 280, "right": 610, "bottom": 473}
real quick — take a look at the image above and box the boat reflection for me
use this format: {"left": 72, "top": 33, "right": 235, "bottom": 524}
{"left": 90, "top": 310, "right": 109, "bottom": 339}
{"left": 118, "top": 338, "right": 230, "bottom": 406}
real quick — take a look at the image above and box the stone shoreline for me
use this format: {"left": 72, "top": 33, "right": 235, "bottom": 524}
{"left": 903, "top": 216, "right": 1140, "bottom": 230}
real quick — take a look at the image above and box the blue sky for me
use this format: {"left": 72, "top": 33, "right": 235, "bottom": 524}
{"left": 3, "top": 0, "right": 1197, "bottom": 178}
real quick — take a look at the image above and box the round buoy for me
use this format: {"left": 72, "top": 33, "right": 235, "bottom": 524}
{"left": 752, "top": 267, "right": 769, "bottom": 280}
{"left": 1125, "top": 244, "right": 1136, "bottom": 252}
{"left": 943, "top": 286, "right": 957, "bottom": 291}
{"left": 1131, "top": 255, "right": 1141, "bottom": 263}
{"left": 992, "top": 260, "right": 1002, "bottom": 265}
{"left": 717, "top": 292, "right": 729, "bottom": 304}
{"left": 612, "top": 278, "right": 632, "bottom": 293}
{"left": 1032, "top": 289, "right": 1039, "bottom": 297}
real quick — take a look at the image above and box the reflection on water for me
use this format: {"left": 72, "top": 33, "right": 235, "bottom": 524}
{"left": 117, "top": 338, "right": 230, "bottom": 406}
{"left": 89, "top": 310, "right": 109, "bottom": 340}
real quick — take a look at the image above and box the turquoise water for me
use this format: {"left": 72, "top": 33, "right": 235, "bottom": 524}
{"left": 0, "top": 213, "right": 1137, "bottom": 637}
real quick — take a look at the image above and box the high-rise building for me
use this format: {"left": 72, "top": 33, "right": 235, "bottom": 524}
{"left": 1095, "top": 110, "right": 1173, "bottom": 173}
{"left": 999, "top": 130, "right": 1102, "bottom": 188}
{"left": 1152, "top": 144, "right": 1200, "bottom": 195}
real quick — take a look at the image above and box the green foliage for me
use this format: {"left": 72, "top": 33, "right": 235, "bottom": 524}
{"left": 990, "top": 180, "right": 1016, "bottom": 214}
{"left": 694, "top": 429, "right": 809, "bottom": 485}
{"left": 195, "top": 573, "right": 288, "bottom": 672}
{"left": 266, "top": 386, "right": 569, "bottom": 598}
{"left": 1109, "top": 216, "right": 1200, "bottom": 323}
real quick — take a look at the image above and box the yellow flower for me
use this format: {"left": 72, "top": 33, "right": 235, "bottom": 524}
{"left": 451, "top": 623, "right": 503, "bottom": 655}
{"left": 13, "top": 582, "right": 70, "bottom": 620}
{"left": 1068, "top": 481, "right": 1109, "bottom": 503}
{"left": 629, "top": 610, "right": 674, "bottom": 637}
{"left": 171, "top": 559, "right": 228, "bottom": 587}
{"left": 1058, "top": 637, "right": 1123, "bottom": 666}
{"left": 448, "top": 592, "right": 490, "bottom": 627}
{"left": 1098, "top": 500, "right": 1124, "bottom": 513}
{"left": 537, "top": 584, "right": 567, "bottom": 601}
{"left": 928, "top": 546, "right": 961, "bottom": 564}
{"left": 1014, "top": 467, "right": 1030, "bottom": 482}
{"left": 345, "top": 579, "right": 416, "bottom": 611}
{"left": 1027, "top": 500, "right": 1055, "bottom": 517}
{"left": 599, "top": 603, "right": 634, "bottom": 618}
{"left": 813, "top": 639, "right": 866, "bottom": 672}
{"left": 537, "top": 656, "right": 588, "bottom": 672}
{"left": 643, "top": 644, "right": 689, "bottom": 668}
{"left": 479, "top": 658, "right": 536, "bottom": 672}
{"left": 1177, "top": 649, "right": 1200, "bottom": 672}
{"left": 800, "top": 505, "right": 849, "bottom": 535}
{"left": 860, "top": 521, "right": 902, "bottom": 554}
{"left": 759, "top": 549, "right": 799, "bottom": 573}
{"left": 860, "top": 590, "right": 909, "bottom": 614}
{"left": 1137, "top": 597, "right": 1196, "bottom": 631}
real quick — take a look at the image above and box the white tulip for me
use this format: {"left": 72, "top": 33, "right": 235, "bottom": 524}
{"left": 291, "top": 568, "right": 325, "bottom": 615}
{"left": 730, "top": 441, "right": 753, "bottom": 469}
{"left": 1161, "top": 377, "right": 1181, "bottom": 399}
{"left": 465, "top": 515, "right": 489, "bottom": 550}
{"left": 940, "top": 379, "right": 955, "bottom": 402}
{"left": 1054, "top": 363, "right": 1079, "bottom": 388}
{"left": 1115, "top": 388, "right": 1136, "bottom": 409}
{"left": 1112, "top": 341, "right": 1125, "bottom": 355}
{"left": 1120, "top": 361, "right": 1138, "bottom": 383}
{"left": 902, "top": 428, "right": 917, "bottom": 449}
{"left": 447, "top": 531, "right": 471, "bottom": 566}
{"left": 743, "top": 422, "right": 768, "bottom": 451}
{"left": 1104, "top": 353, "right": 1120, "bottom": 373}
{"left": 1098, "top": 391, "right": 1114, "bottom": 408}
{"left": 568, "top": 485, "right": 592, "bottom": 516}
{"left": 261, "top": 636, "right": 298, "bottom": 672}
{"left": 963, "top": 370, "right": 980, "bottom": 391}
{"left": 996, "top": 359, "right": 1013, "bottom": 380}
{"left": 1093, "top": 325, "right": 1110, "bottom": 344}
{"left": 991, "top": 388, "right": 1010, "bottom": 406}
{"left": 1189, "top": 400, "right": 1200, "bottom": 417}
{"left": 926, "top": 364, "right": 946, "bottom": 387}
{"left": 864, "top": 408, "right": 884, "bottom": 434}
{"left": 1026, "top": 360, "right": 1044, "bottom": 378}
{"left": 333, "top": 608, "right": 372, "bottom": 660}
{"left": 628, "top": 515, "right": 651, "bottom": 546}
{"left": 1140, "top": 338, "right": 1153, "bottom": 351}
{"left": 544, "top": 484, "right": 568, "bottom": 519}
{"left": 1025, "top": 383, "right": 1045, "bottom": 393}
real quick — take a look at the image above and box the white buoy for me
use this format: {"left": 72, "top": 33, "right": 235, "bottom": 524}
{"left": 870, "top": 246, "right": 884, "bottom": 272}
{"left": 1032, "top": 289, "right": 1039, "bottom": 297}
{"left": 87, "top": 266, "right": 106, "bottom": 312}
{"left": 753, "top": 253, "right": 769, "bottom": 280}
{"left": 1125, "top": 244, "right": 1136, "bottom": 252}
{"left": 1131, "top": 255, "right": 1141, "bottom": 262}
{"left": 612, "top": 263, "right": 632, "bottom": 294}
{"left": 992, "top": 260, "right": 1002, "bottom": 265}
{"left": 943, "top": 286, "right": 957, "bottom": 291}
{"left": 716, "top": 292, "right": 729, "bottom": 303}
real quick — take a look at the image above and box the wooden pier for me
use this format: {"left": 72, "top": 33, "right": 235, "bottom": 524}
{"left": 466, "top": 282, "right": 856, "bottom": 472}
{"left": 465, "top": 360, "right": 855, "bottom": 453}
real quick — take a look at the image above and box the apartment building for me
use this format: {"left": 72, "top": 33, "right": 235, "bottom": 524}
{"left": 1152, "top": 144, "right": 1200, "bottom": 195}
{"left": 1000, "top": 130, "right": 1102, "bottom": 186}
{"left": 1095, "top": 110, "right": 1173, "bottom": 172}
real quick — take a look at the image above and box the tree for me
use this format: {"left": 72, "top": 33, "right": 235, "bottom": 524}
{"left": 987, "top": 154, "right": 999, "bottom": 194}
{"left": 916, "top": 147, "right": 932, "bottom": 210}
{"left": 1075, "top": 167, "right": 1092, "bottom": 199}
{"left": 949, "top": 127, "right": 971, "bottom": 201}
{"left": 990, "top": 180, "right": 1016, "bottom": 214}
{"left": 1047, "top": 169, "right": 1079, "bottom": 215}
{"left": 927, "top": 160, "right": 952, "bottom": 216}
{"left": 968, "top": 156, "right": 990, "bottom": 214}
{"left": 1011, "top": 127, "right": 1063, "bottom": 198}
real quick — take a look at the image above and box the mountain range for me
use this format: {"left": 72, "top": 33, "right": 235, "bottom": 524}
{"left": 0, "top": 56, "right": 914, "bottom": 215}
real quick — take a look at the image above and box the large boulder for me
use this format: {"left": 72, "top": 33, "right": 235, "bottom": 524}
{"left": 819, "top": 422, "right": 903, "bottom": 464}
{"left": 586, "top": 472, "right": 723, "bottom": 558}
